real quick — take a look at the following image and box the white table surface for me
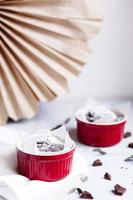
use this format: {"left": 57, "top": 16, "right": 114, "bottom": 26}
{"left": 0, "top": 97, "right": 133, "bottom": 200}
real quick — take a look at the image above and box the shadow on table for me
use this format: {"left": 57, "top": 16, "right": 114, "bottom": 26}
{"left": 68, "top": 127, "right": 78, "bottom": 142}
{"left": 0, "top": 149, "right": 18, "bottom": 175}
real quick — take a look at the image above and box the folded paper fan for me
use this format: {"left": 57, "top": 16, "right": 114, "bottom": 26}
{"left": 0, "top": 0, "right": 103, "bottom": 125}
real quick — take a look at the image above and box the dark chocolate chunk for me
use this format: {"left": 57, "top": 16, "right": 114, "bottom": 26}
{"left": 125, "top": 155, "right": 133, "bottom": 162}
{"left": 86, "top": 116, "right": 94, "bottom": 122}
{"left": 124, "top": 131, "right": 132, "bottom": 138}
{"left": 92, "top": 159, "right": 102, "bottom": 166}
{"left": 88, "top": 118, "right": 95, "bottom": 122}
{"left": 36, "top": 141, "right": 44, "bottom": 144}
{"left": 51, "top": 118, "right": 70, "bottom": 131}
{"left": 104, "top": 172, "right": 111, "bottom": 180}
{"left": 86, "top": 112, "right": 95, "bottom": 122}
{"left": 77, "top": 188, "right": 83, "bottom": 194}
{"left": 93, "top": 148, "right": 107, "bottom": 155}
{"left": 80, "top": 191, "right": 94, "bottom": 199}
{"left": 87, "top": 112, "right": 94, "bottom": 118}
{"left": 113, "top": 184, "right": 126, "bottom": 196}
{"left": 128, "top": 142, "right": 133, "bottom": 148}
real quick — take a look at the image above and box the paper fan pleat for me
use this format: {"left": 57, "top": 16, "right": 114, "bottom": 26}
{"left": 0, "top": 89, "right": 8, "bottom": 125}
{"left": 0, "top": 0, "right": 103, "bottom": 20}
{"left": 0, "top": 0, "right": 103, "bottom": 125}
{"left": 1, "top": 20, "right": 81, "bottom": 79}
{"left": 1, "top": 10, "right": 89, "bottom": 41}
{"left": 1, "top": 36, "right": 56, "bottom": 102}
{"left": 1, "top": 46, "right": 39, "bottom": 120}
{"left": 1, "top": 13, "right": 90, "bottom": 63}
{"left": 1, "top": 29, "right": 68, "bottom": 96}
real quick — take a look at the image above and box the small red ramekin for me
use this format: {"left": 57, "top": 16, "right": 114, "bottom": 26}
{"left": 76, "top": 110, "right": 127, "bottom": 147}
{"left": 17, "top": 143, "right": 75, "bottom": 182}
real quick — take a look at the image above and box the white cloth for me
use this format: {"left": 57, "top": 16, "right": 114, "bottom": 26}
{"left": 0, "top": 181, "right": 18, "bottom": 200}
{"left": 0, "top": 153, "right": 87, "bottom": 200}
{"left": 0, "top": 127, "right": 87, "bottom": 200}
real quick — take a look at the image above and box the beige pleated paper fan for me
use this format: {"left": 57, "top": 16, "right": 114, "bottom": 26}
{"left": 0, "top": 0, "right": 103, "bottom": 125}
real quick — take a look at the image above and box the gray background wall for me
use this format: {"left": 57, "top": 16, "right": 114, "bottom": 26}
{"left": 69, "top": 0, "right": 133, "bottom": 99}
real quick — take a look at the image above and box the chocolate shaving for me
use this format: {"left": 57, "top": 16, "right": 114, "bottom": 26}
{"left": 51, "top": 118, "right": 70, "bottom": 131}
{"left": 77, "top": 188, "right": 83, "bottom": 194}
{"left": 68, "top": 188, "right": 76, "bottom": 194}
{"left": 121, "top": 166, "right": 128, "bottom": 169}
{"left": 93, "top": 148, "right": 107, "bottom": 155}
{"left": 77, "top": 188, "right": 94, "bottom": 199}
{"left": 80, "top": 191, "right": 94, "bottom": 199}
{"left": 113, "top": 184, "right": 126, "bottom": 196}
{"left": 80, "top": 176, "right": 88, "bottom": 182}
{"left": 128, "top": 142, "right": 133, "bottom": 148}
{"left": 92, "top": 159, "right": 102, "bottom": 166}
{"left": 125, "top": 155, "right": 133, "bottom": 162}
{"left": 104, "top": 172, "right": 111, "bottom": 180}
{"left": 87, "top": 118, "right": 95, "bottom": 122}
{"left": 36, "top": 141, "right": 44, "bottom": 144}
{"left": 0, "top": 196, "right": 8, "bottom": 200}
{"left": 86, "top": 112, "right": 95, "bottom": 122}
{"left": 87, "top": 112, "right": 94, "bottom": 118}
{"left": 124, "top": 131, "right": 132, "bottom": 138}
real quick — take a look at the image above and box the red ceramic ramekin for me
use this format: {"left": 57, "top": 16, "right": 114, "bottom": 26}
{"left": 17, "top": 142, "right": 75, "bottom": 182}
{"left": 76, "top": 110, "right": 127, "bottom": 147}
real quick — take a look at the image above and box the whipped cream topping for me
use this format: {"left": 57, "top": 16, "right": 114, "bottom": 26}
{"left": 85, "top": 106, "right": 117, "bottom": 123}
{"left": 17, "top": 126, "right": 74, "bottom": 155}
{"left": 76, "top": 98, "right": 125, "bottom": 124}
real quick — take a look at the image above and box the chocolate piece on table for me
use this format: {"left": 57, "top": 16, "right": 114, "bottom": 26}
{"left": 124, "top": 131, "right": 132, "bottom": 138}
{"left": 92, "top": 159, "right": 102, "bottom": 166}
{"left": 80, "top": 191, "right": 94, "bottom": 199}
{"left": 113, "top": 184, "right": 126, "bottom": 196}
{"left": 93, "top": 148, "right": 107, "bottom": 155}
{"left": 128, "top": 142, "right": 133, "bottom": 148}
{"left": 125, "top": 154, "right": 133, "bottom": 162}
{"left": 104, "top": 172, "right": 111, "bottom": 180}
{"left": 77, "top": 188, "right": 83, "bottom": 194}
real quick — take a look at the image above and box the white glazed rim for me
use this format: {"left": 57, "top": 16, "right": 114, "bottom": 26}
{"left": 75, "top": 109, "right": 127, "bottom": 126}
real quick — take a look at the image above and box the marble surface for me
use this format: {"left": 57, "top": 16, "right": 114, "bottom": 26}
{"left": 0, "top": 97, "right": 133, "bottom": 200}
